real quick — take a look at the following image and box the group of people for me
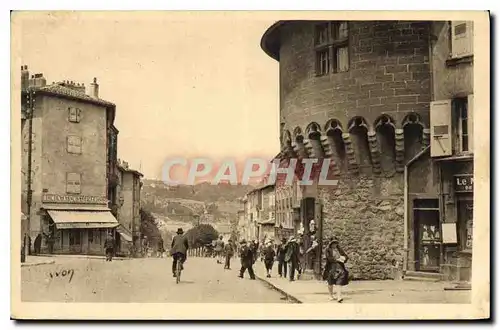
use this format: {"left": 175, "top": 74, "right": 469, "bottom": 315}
{"left": 239, "top": 235, "right": 350, "bottom": 303}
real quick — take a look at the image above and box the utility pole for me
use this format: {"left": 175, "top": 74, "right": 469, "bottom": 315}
{"left": 25, "top": 88, "right": 34, "bottom": 257}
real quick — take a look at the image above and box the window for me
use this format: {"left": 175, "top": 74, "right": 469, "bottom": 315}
{"left": 66, "top": 172, "right": 81, "bottom": 194}
{"left": 68, "top": 107, "right": 82, "bottom": 123}
{"left": 69, "top": 230, "right": 81, "bottom": 245}
{"left": 315, "top": 21, "right": 349, "bottom": 76}
{"left": 88, "top": 230, "right": 94, "bottom": 243}
{"left": 67, "top": 136, "right": 82, "bottom": 154}
{"left": 430, "top": 95, "right": 474, "bottom": 157}
{"left": 450, "top": 21, "right": 473, "bottom": 59}
{"left": 453, "top": 98, "right": 469, "bottom": 153}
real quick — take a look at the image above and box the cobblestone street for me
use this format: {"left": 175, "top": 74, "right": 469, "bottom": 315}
{"left": 21, "top": 257, "right": 292, "bottom": 303}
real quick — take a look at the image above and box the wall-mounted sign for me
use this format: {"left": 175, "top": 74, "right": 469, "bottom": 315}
{"left": 42, "top": 194, "right": 108, "bottom": 205}
{"left": 442, "top": 223, "right": 457, "bottom": 244}
{"left": 453, "top": 174, "right": 473, "bottom": 193}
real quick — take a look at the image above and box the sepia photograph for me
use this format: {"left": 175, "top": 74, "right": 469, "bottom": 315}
{"left": 10, "top": 10, "right": 490, "bottom": 320}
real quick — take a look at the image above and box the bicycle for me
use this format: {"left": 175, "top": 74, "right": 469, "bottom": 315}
{"left": 175, "top": 258, "right": 183, "bottom": 283}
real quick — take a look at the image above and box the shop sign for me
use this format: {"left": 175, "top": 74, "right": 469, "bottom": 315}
{"left": 42, "top": 194, "right": 108, "bottom": 205}
{"left": 453, "top": 174, "right": 474, "bottom": 193}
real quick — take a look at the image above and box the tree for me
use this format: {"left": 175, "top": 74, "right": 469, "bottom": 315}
{"left": 185, "top": 224, "right": 219, "bottom": 248}
{"left": 140, "top": 208, "right": 162, "bottom": 246}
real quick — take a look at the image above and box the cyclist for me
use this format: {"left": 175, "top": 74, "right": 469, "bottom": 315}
{"left": 170, "top": 228, "right": 189, "bottom": 277}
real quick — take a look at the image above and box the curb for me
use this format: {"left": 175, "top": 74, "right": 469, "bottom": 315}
{"left": 21, "top": 260, "right": 56, "bottom": 267}
{"left": 35, "top": 254, "right": 130, "bottom": 261}
{"left": 255, "top": 274, "right": 303, "bottom": 304}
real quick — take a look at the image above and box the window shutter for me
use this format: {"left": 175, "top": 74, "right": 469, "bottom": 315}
{"left": 467, "top": 94, "right": 474, "bottom": 152}
{"left": 430, "top": 100, "right": 453, "bottom": 157}
{"left": 66, "top": 173, "right": 81, "bottom": 194}
{"left": 451, "top": 21, "right": 473, "bottom": 58}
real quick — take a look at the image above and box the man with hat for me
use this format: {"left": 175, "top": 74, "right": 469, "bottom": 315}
{"left": 238, "top": 239, "right": 256, "bottom": 280}
{"left": 276, "top": 237, "right": 288, "bottom": 278}
{"left": 170, "top": 228, "right": 189, "bottom": 277}
{"left": 223, "top": 238, "right": 235, "bottom": 270}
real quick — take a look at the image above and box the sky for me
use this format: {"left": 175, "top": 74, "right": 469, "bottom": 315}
{"left": 16, "top": 11, "right": 280, "bottom": 179}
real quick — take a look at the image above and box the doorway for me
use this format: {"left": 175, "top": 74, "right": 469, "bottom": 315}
{"left": 69, "top": 229, "right": 82, "bottom": 254}
{"left": 413, "top": 199, "right": 441, "bottom": 272}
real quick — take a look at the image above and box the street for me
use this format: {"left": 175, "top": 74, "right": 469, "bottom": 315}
{"left": 21, "top": 257, "right": 293, "bottom": 303}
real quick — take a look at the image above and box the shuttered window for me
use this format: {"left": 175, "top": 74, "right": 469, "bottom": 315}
{"left": 67, "top": 136, "right": 82, "bottom": 154}
{"left": 68, "top": 107, "right": 82, "bottom": 123}
{"left": 451, "top": 21, "right": 473, "bottom": 58}
{"left": 66, "top": 172, "right": 81, "bottom": 194}
{"left": 430, "top": 100, "right": 453, "bottom": 157}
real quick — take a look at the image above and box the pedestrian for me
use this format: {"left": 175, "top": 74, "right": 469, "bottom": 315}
{"left": 224, "top": 239, "right": 235, "bottom": 269}
{"left": 284, "top": 236, "right": 300, "bottom": 281}
{"left": 251, "top": 240, "right": 259, "bottom": 263}
{"left": 276, "top": 237, "right": 288, "bottom": 278}
{"left": 104, "top": 232, "right": 115, "bottom": 262}
{"left": 215, "top": 235, "right": 225, "bottom": 264}
{"left": 323, "top": 236, "right": 349, "bottom": 303}
{"left": 24, "top": 233, "right": 32, "bottom": 256}
{"left": 157, "top": 238, "right": 164, "bottom": 258}
{"left": 238, "top": 239, "right": 256, "bottom": 280}
{"left": 263, "top": 241, "right": 276, "bottom": 278}
{"left": 33, "top": 233, "right": 42, "bottom": 255}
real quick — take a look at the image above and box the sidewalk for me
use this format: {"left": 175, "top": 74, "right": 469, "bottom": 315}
{"left": 254, "top": 262, "right": 470, "bottom": 304}
{"left": 21, "top": 256, "right": 56, "bottom": 267}
{"left": 35, "top": 254, "right": 130, "bottom": 260}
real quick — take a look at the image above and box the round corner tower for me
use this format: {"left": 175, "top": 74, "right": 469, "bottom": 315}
{"left": 261, "top": 20, "right": 432, "bottom": 280}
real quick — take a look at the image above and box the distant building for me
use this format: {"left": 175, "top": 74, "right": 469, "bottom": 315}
{"left": 21, "top": 66, "right": 119, "bottom": 255}
{"left": 241, "top": 183, "right": 276, "bottom": 243}
{"left": 116, "top": 160, "right": 144, "bottom": 256}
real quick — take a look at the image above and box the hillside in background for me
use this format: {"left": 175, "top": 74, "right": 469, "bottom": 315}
{"left": 141, "top": 180, "right": 254, "bottom": 239}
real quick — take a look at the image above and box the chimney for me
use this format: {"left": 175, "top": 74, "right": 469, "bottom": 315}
{"left": 32, "top": 73, "right": 47, "bottom": 88}
{"left": 88, "top": 77, "right": 99, "bottom": 98}
{"left": 21, "top": 65, "right": 29, "bottom": 91}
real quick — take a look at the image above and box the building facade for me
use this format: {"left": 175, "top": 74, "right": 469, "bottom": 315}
{"left": 21, "top": 66, "right": 120, "bottom": 255}
{"left": 115, "top": 160, "right": 144, "bottom": 256}
{"left": 256, "top": 184, "right": 276, "bottom": 243}
{"left": 261, "top": 20, "right": 475, "bottom": 281}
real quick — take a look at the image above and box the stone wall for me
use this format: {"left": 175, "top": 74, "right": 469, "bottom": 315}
{"left": 319, "top": 175, "right": 405, "bottom": 280}
{"left": 278, "top": 21, "right": 431, "bottom": 131}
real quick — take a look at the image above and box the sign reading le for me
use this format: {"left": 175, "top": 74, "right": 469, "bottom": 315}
{"left": 42, "top": 194, "right": 108, "bottom": 205}
{"left": 454, "top": 174, "right": 474, "bottom": 193}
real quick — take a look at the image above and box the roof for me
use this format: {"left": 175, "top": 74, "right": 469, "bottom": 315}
{"left": 33, "top": 83, "right": 116, "bottom": 108}
{"left": 117, "top": 164, "right": 144, "bottom": 177}
{"left": 260, "top": 21, "right": 288, "bottom": 61}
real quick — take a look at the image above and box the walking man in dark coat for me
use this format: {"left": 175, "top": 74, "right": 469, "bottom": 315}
{"left": 277, "top": 237, "right": 288, "bottom": 278}
{"left": 224, "top": 239, "right": 235, "bottom": 269}
{"left": 33, "top": 233, "right": 42, "bottom": 255}
{"left": 105, "top": 232, "right": 115, "bottom": 261}
{"left": 238, "top": 239, "right": 256, "bottom": 280}
{"left": 285, "top": 236, "right": 300, "bottom": 281}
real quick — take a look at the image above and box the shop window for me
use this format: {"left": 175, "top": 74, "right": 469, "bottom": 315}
{"left": 458, "top": 200, "right": 473, "bottom": 251}
{"left": 69, "top": 230, "right": 81, "bottom": 245}
{"left": 68, "top": 107, "right": 82, "bottom": 123}
{"left": 314, "top": 21, "right": 349, "bottom": 76}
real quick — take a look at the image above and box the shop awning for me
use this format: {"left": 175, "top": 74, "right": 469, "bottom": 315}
{"left": 116, "top": 225, "right": 133, "bottom": 242}
{"left": 47, "top": 210, "right": 119, "bottom": 229}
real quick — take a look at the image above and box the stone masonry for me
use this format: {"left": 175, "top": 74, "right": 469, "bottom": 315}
{"left": 319, "top": 176, "right": 405, "bottom": 280}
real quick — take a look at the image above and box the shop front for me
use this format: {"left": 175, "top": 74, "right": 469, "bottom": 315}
{"left": 438, "top": 158, "right": 474, "bottom": 283}
{"left": 40, "top": 194, "right": 119, "bottom": 256}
